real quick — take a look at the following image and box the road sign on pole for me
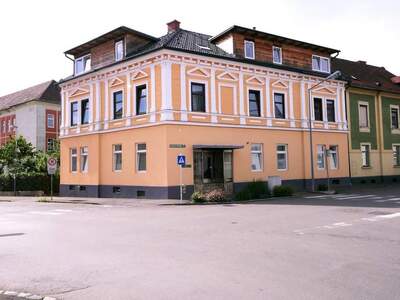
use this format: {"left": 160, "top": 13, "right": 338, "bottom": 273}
{"left": 177, "top": 154, "right": 186, "bottom": 203}
{"left": 47, "top": 157, "right": 57, "bottom": 201}
{"left": 177, "top": 154, "right": 186, "bottom": 166}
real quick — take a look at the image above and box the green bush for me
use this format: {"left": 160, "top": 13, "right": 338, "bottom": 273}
{"left": 272, "top": 185, "right": 294, "bottom": 197}
{"left": 234, "top": 180, "right": 269, "bottom": 201}
{"left": 234, "top": 189, "right": 251, "bottom": 201}
{"left": 191, "top": 191, "right": 206, "bottom": 203}
{"left": 205, "top": 189, "right": 226, "bottom": 202}
{"left": 0, "top": 173, "right": 59, "bottom": 195}
{"left": 317, "top": 184, "right": 328, "bottom": 191}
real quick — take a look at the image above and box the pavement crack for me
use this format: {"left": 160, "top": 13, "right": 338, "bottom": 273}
{"left": 52, "top": 285, "right": 91, "bottom": 296}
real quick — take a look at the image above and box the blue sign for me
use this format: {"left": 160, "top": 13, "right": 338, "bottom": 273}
{"left": 177, "top": 155, "right": 186, "bottom": 166}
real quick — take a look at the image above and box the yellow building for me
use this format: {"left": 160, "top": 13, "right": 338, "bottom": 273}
{"left": 59, "top": 21, "right": 349, "bottom": 198}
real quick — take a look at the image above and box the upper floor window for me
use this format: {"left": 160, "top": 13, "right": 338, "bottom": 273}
{"left": 244, "top": 40, "right": 255, "bottom": 59}
{"left": 8, "top": 120, "right": 11, "bottom": 132}
{"left": 70, "top": 102, "right": 78, "bottom": 126}
{"left": 74, "top": 54, "right": 91, "bottom": 75}
{"left": 113, "top": 91, "right": 123, "bottom": 120}
{"left": 191, "top": 82, "right": 206, "bottom": 112}
{"left": 358, "top": 102, "right": 369, "bottom": 129}
{"left": 47, "top": 113, "right": 55, "bottom": 128}
{"left": 273, "top": 46, "right": 282, "bottom": 64}
{"left": 81, "top": 99, "right": 89, "bottom": 125}
{"left": 312, "top": 55, "right": 330, "bottom": 73}
{"left": 314, "top": 98, "right": 323, "bottom": 121}
{"left": 115, "top": 40, "right": 124, "bottom": 61}
{"left": 361, "top": 144, "right": 370, "bottom": 167}
{"left": 274, "top": 93, "right": 285, "bottom": 119}
{"left": 249, "top": 90, "right": 261, "bottom": 117}
{"left": 136, "top": 85, "right": 147, "bottom": 115}
{"left": 391, "top": 105, "right": 399, "bottom": 129}
{"left": 326, "top": 99, "right": 336, "bottom": 122}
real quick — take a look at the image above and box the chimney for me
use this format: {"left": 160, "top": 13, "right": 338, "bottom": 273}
{"left": 167, "top": 20, "right": 180, "bottom": 33}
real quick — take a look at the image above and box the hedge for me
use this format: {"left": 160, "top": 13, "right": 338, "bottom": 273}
{"left": 0, "top": 173, "right": 60, "bottom": 195}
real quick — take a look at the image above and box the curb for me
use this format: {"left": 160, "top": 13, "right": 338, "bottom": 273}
{"left": 0, "top": 290, "right": 57, "bottom": 300}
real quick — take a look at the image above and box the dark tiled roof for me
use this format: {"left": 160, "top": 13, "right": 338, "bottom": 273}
{"left": 0, "top": 80, "right": 60, "bottom": 111}
{"left": 332, "top": 58, "right": 400, "bottom": 94}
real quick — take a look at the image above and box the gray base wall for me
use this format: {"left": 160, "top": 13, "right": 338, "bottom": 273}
{"left": 350, "top": 175, "right": 400, "bottom": 185}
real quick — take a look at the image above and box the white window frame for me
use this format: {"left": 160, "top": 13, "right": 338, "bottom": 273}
{"left": 112, "top": 90, "right": 124, "bottom": 120}
{"left": 312, "top": 55, "right": 330, "bottom": 73}
{"left": 358, "top": 101, "right": 370, "bottom": 132}
{"left": 251, "top": 143, "right": 263, "bottom": 172}
{"left": 7, "top": 120, "right": 11, "bottom": 132}
{"left": 70, "top": 101, "right": 79, "bottom": 127}
{"left": 133, "top": 82, "right": 149, "bottom": 116}
{"left": 247, "top": 87, "right": 263, "bottom": 117}
{"left": 70, "top": 148, "right": 78, "bottom": 173}
{"left": 115, "top": 39, "right": 124, "bottom": 62}
{"left": 329, "top": 145, "right": 339, "bottom": 170}
{"left": 189, "top": 80, "right": 209, "bottom": 113}
{"left": 317, "top": 145, "right": 326, "bottom": 170}
{"left": 392, "top": 144, "right": 400, "bottom": 167}
{"left": 80, "top": 146, "right": 89, "bottom": 173}
{"left": 113, "top": 144, "right": 123, "bottom": 172}
{"left": 244, "top": 40, "right": 255, "bottom": 59}
{"left": 390, "top": 104, "right": 400, "bottom": 132}
{"left": 47, "top": 113, "right": 55, "bottom": 128}
{"left": 276, "top": 144, "right": 288, "bottom": 171}
{"left": 360, "top": 143, "right": 371, "bottom": 168}
{"left": 272, "top": 46, "right": 282, "bottom": 64}
{"left": 74, "top": 54, "right": 91, "bottom": 75}
{"left": 136, "top": 143, "right": 147, "bottom": 172}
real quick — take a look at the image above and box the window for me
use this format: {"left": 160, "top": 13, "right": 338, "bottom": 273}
{"left": 136, "top": 143, "right": 147, "bottom": 172}
{"left": 249, "top": 90, "right": 261, "bottom": 117}
{"left": 273, "top": 46, "right": 282, "bottom": 64}
{"left": 113, "top": 91, "right": 123, "bottom": 119}
{"left": 191, "top": 83, "right": 206, "bottom": 112}
{"left": 71, "top": 102, "right": 78, "bottom": 126}
{"left": 47, "top": 138, "right": 55, "bottom": 151}
{"left": 80, "top": 146, "right": 88, "bottom": 172}
{"left": 7, "top": 120, "right": 11, "bottom": 132}
{"left": 2, "top": 121, "right": 5, "bottom": 133}
{"left": 329, "top": 145, "right": 338, "bottom": 169}
{"left": 312, "top": 55, "right": 330, "bottom": 73}
{"left": 70, "top": 148, "right": 77, "bottom": 172}
{"left": 74, "top": 54, "right": 91, "bottom": 75}
{"left": 391, "top": 106, "right": 399, "bottom": 129}
{"left": 313, "top": 98, "right": 323, "bottom": 121}
{"left": 361, "top": 144, "right": 370, "bottom": 167}
{"left": 393, "top": 145, "right": 400, "bottom": 166}
{"left": 359, "top": 103, "right": 369, "bottom": 128}
{"left": 115, "top": 40, "right": 124, "bottom": 61}
{"left": 244, "top": 40, "right": 255, "bottom": 59}
{"left": 274, "top": 93, "right": 285, "bottom": 119}
{"left": 251, "top": 144, "right": 263, "bottom": 171}
{"left": 47, "top": 114, "right": 55, "bottom": 128}
{"left": 81, "top": 99, "right": 89, "bottom": 125}
{"left": 113, "top": 144, "right": 122, "bottom": 171}
{"left": 317, "top": 145, "right": 325, "bottom": 169}
{"left": 136, "top": 85, "right": 147, "bottom": 115}
{"left": 277, "top": 144, "right": 288, "bottom": 170}
{"left": 326, "top": 99, "right": 335, "bottom": 122}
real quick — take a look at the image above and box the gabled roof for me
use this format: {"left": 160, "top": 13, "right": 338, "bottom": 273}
{"left": 210, "top": 25, "right": 340, "bottom": 55}
{"left": 0, "top": 80, "right": 60, "bottom": 111}
{"left": 332, "top": 58, "right": 400, "bottom": 94}
{"left": 65, "top": 26, "right": 158, "bottom": 56}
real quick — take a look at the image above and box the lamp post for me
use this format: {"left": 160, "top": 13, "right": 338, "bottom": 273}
{"left": 308, "top": 70, "right": 341, "bottom": 192}
{"left": 12, "top": 125, "right": 18, "bottom": 196}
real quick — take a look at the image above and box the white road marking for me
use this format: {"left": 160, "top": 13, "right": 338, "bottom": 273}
{"left": 376, "top": 212, "right": 400, "bottom": 219}
{"left": 28, "top": 211, "right": 63, "bottom": 216}
{"left": 102, "top": 205, "right": 113, "bottom": 208}
{"left": 305, "top": 195, "right": 327, "bottom": 199}
{"left": 333, "top": 222, "right": 352, "bottom": 227}
{"left": 336, "top": 195, "right": 376, "bottom": 200}
{"left": 53, "top": 209, "right": 73, "bottom": 212}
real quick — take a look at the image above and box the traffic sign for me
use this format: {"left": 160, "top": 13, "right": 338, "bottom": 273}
{"left": 47, "top": 157, "right": 58, "bottom": 175}
{"left": 177, "top": 155, "right": 186, "bottom": 166}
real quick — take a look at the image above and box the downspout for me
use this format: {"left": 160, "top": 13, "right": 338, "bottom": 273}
{"left": 344, "top": 88, "right": 352, "bottom": 185}
{"left": 64, "top": 53, "right": 75, "bottom": 75}
{"left": 376, "top": 91, "right": 384, "bottom": 183}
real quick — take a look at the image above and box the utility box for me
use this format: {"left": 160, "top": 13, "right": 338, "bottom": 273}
{"left": 268, "top": 176, "right": 282, "bottom": 191}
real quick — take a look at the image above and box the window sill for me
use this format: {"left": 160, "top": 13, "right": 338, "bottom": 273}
{"left": 359, "top": 128, "right": 370, "bottom": 133}
{"left": 391, "top": 129, "right": 400, "bottom": 135}
{"left": 361, "top": 166, "right": 372, "bottom": 169}
{"left": 393, "top": 165, "right": 400, "bottom": 168}
{"left": 251, "top": 169, "right": 263, "bottom": 173}
{"left": 277, "top": 169, "right": 287, "bottom": 172}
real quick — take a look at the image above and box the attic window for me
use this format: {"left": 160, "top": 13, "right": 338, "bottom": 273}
{"left": 312, "top": 55, "right": 330, "bottom": 73}
{"left": 196, "top": 44, "right": 211, "bottom": 51}
{"left": 244, "top": 40, "right": 255, "bottom": 59}
{"left": 74, "top": 54, "right": 91, "bottom": 75}
{"left": 115, "top": 40, "right": 124, "bottom": 61}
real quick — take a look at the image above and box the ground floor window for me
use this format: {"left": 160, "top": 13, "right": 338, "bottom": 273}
{"left": 136, "top": 143, "right": 147, "bottom": 172}
{"left": 361, "top": 144, "right": 370, "bottom": 167}
{"left": 70, "top": 148, "right": 77, "bottom": 172}
{"left": 113, "top": 144, "right": 122, "bottom": 171}
{"left": 317, "top": 145, "right": 325, "bottom": 169}
{"left": 393, "top": 145, "right": 400, "bottom": 166}
{"left": 80, "top": 146, "right": 88, "bottom": 172}
{"left": 276, "top": 144, "right": 288, "bottom": 170}
{"left": 329, "top": 145, "right": 338, "bottom": 169}
{"left": 47, "top": 138, "right": 55, "bottom": 151}
{"left": 251, "top": 144, "right": 263, "bottom": 171}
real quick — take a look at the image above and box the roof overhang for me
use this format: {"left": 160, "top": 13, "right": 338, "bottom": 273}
{"left": 193, "top": 144, "right": 244, "bottom": 150}
{"left": 210, "top": 25, "right": 340, "bottom": 55}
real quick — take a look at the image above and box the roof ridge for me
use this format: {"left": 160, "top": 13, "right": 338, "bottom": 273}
{"left": 0, "top": 80, "right": 54, "bottom": 100}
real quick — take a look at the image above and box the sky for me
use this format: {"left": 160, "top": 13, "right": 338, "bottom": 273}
{"left": 0, "top": 0, "right": 399, "bottom": 96}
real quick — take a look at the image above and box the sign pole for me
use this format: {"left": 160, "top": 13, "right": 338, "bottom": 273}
{"left": 180, "top": 164, "right": 183, "bottom": 204}
{"left": 51, "top": 174, "right": 53, "bottom": 201}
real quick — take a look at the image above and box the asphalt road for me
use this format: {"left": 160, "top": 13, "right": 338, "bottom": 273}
{"left": 1, "top": 185, "right": 400, "bottom": 299}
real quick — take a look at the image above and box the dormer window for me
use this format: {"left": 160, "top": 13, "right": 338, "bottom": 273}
{"left": 74, "top": 54, "right": 91, "bottom": 75}
{"left": 273, "top": 46, "right": 282, "bottom": 64}
{"left": 312, "top": 55, "right": 330, "bottom": 73}
{"left": 244, "top": 40, "right": 255, "bottom": 59}
{"left": 115, "top": 40, "right": 124, "bottom": 61}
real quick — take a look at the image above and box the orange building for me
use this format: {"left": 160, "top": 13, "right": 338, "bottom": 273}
{"left": 59, "top": 21, "right": 349, "bottom": 198}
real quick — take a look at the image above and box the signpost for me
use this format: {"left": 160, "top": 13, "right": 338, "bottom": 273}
{"left": 177, "top": 154, "right": 186, "bottom": 203}
{"left": 47, "top": 157, "right": 58, "bottom": 201}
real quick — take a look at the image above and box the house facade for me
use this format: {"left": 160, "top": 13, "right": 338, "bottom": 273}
{"left": 59, "top": 21, "right": 349, "bottom": 199}
{"left": 0, "top": 80, "right": 61, "bottom": 151}
{"left": 333, "top": 59, "right": 400, "bottom": 183}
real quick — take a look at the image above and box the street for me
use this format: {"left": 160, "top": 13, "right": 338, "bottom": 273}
{"left": 1, "top": 185, "right": 400, "bottom": 300}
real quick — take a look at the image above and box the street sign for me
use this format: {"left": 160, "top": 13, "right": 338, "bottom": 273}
{"left": 169, "top": 144, "right": 186, "bottom": 149}
{"left": 47, "top": 157, "right": 58, "bottom": 175}
{"left": 177, "top": 155, "right": 186, "bottom": 166}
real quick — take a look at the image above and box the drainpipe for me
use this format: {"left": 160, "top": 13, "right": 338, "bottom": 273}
{"left": 64, "top": 53, "right": 75, "bottom": 75}
{"left": 344, "top": 88, "right": 352, "bottom": 185}
{"left": 376, "top": 91, "right": 384, "bottom": 183}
